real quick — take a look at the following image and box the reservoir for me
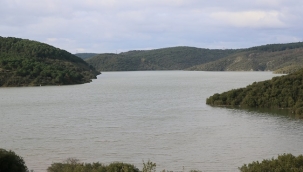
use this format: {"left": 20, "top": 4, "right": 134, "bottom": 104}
{"left": 1, "top": 71, "right": 303, "bottom": 172}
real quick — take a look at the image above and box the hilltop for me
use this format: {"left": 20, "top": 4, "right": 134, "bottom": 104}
{"left": 206, "top": 68, "right": 303, "bottom": 118}
{"left": 0, "top": 37, "right": 100, "bottom": 87}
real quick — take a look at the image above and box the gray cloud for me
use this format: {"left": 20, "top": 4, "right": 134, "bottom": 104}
{"left": 1, "top": 0, "right": 302, "bottom": 53}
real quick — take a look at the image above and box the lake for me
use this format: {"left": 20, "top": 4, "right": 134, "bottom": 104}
{"left": 1, "top": 71, "right": 303, "bottom": 172}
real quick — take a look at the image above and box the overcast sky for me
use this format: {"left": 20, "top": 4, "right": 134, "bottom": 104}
{"left": 1, "top": 0, "right": 303, "bottom": 53}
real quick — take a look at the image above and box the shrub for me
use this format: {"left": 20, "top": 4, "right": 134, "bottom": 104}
{"left": 47, "top": 159, "right": 139, "bottom": 172}
{"left": 47, "top": 158, "right": 106, "bottom": 172}
{"left": 142, "top": 160, "right": 156, "bottom": 172}
{"left": 106, "top": 162, "right": 139, "bottom": 172}
{"left": 239, "top": 153, "right": 303, "bottom": 172}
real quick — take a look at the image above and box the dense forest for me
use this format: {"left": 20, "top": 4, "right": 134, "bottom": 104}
{"left": 85, "top": 47, "right": 238, "bottom": 71}
{"left": 206, "top": 68, "right": 303, "bottom": 118}
{"left": 84, "top": 42, "right": 303, "bottom": 73}
{"left": 0, "top": 37, "right": 100, "bottom": 86}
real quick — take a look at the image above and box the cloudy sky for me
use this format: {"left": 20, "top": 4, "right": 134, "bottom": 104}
{"left": 1, "top": 0, "right": 302, "bottom": 53}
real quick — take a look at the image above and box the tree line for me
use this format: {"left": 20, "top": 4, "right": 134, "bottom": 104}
{"left": 84, "top": 47, "right": 237, "bottom": 71}
{"left": 206, "top": 68, "right": 303, "bottom": 118}
{"left": 81, "top": 42, "right": 303, "bottom": 73}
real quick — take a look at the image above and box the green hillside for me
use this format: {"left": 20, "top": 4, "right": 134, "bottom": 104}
{"left": 206, "top": 68, "right": 303, "bottom": 118}
{"left": 85, "top": 47, "right": 238, "bottom": 71}
{"left": 74, "top": 53, "right": 98, "bottom": 59}
{"left": 85, "top": 42, "right": 303, "bottom": 72}
{"left": 0, "top": 37, "right": 100, "bottom": 87}
{"left": 188, "top": 42, "right": 303, "bottom": 73}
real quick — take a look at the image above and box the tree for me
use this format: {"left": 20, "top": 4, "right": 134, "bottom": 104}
{"left": 0, "top": 148, "right": 28, "bottom": 172}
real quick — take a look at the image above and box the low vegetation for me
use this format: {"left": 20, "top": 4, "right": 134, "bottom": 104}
{"left": 0, "top": 36, "right": 100, "bottom": 86}
{"left": 1, "top": 149, "right": 303, "bottom": 172}
{"left": 239, "top": 154, "right": 303, "bottom": 172}
{"left": 206, "top": 68, "right": 303, "bottom": 118}
{"left": 47, "top": 159, "right": 140, "bottom": 172}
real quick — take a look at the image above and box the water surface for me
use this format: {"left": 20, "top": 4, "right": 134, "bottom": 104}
{"left": 1, "top": 71, "right": 303, "bottom": 172}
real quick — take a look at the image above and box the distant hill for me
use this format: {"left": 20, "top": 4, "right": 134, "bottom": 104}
{"left": 85, "top": 47, "right": 238, "bottom": 71}
{"left": 188, "top": 42, "right": 303, "bottom": 73}
{"left": 206, "top": 68, "right": 303, "bottom": 118}
{"left": 74, "top": 53, "right": 98, "bottom": 59}
{"left": 0, "top": 37, "right": 100, "bottom": 87}
{"left": 85, "top": 42, "right": 303, "bottom": 73}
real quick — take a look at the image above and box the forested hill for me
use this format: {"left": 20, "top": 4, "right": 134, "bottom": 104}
{"left": 85, "top": 47, "right": 238, "bottom": 71}
{"left": 74, "top": 53, "right": 98, "bottom": 59}
{"left": 188, "top": 42, "right": 303, "bottom": 73}
{"left": 0, "top": 37, "right": 100, "bottom": 87}
{"left": 84, "top": 42, "right": 303, "bottom": 72}
{"left": 206, "top": 68, "right": 303, "bottom": 118}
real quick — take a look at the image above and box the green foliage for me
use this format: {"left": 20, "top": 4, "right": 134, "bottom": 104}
{"left": 142, "top": 160, "right": 156, "bottom": 172}
{"left": 3, "top": 148, "right": 303, "bottom": 172}
{"left": 0, "top": 148, "right": 28, "bottom": 172}
{"left": 47, "top": 159, "right": 205, "bottom": 172}
{"left": 239, "top": 153, "right": 303, "bottom": 172}
{"left": 47, "top": 158, "right": 139, "bottom": 172}
{"left": 206, "top": 68, "right": 303, "bottom": 117}
{"left": 47, "top": 159, "right": 106, "bottom": 172}
{"left": 85, "top": 47, "right": 238, "bottom": 71}
{"left": 107, "top": 162, "right": 139, "bottom": 172}
{"left": 0, "top": 36, "right": 100, "bottom": 86}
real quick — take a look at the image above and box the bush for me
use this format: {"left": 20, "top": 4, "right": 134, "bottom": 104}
{"left": 47, "top": 158, "right": 106, "bottom": 172}
{"left": 0, "top": 148, "right": 28, "bottom": 172}
{"left": 106, "top": 162, "right": 139, "bottom": 172}
{"left": 239, "top": 153, "right": 303, "bottom": 172}
{"left": 47, "top": 158, "right": 139, "bottom": 172}
{"left": 142, "top": 160, "right": 156, "bottom": 172}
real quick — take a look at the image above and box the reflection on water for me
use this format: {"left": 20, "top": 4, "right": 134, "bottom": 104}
{"left": 222, "top": 106, "right": 293, "bottom": 118}
{"left": 1, "top": 71, "right": 303, "bottom": 172}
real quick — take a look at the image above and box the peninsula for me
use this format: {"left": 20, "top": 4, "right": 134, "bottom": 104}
{"left": 0, "top": 37, "right": 100, "bottom": 87}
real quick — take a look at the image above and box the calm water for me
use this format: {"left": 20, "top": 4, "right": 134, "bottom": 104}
{"left": 1, "top": 71, "right": 303, "bottom": 172}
